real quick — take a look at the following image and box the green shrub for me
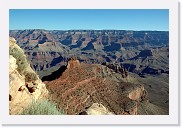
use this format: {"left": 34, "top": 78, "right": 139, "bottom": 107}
{"left": 20, "top": 99, "right": 64, "bottom": 115}
{"left": 10, "top": 47, "right": 38, "bottom": 82}
{"left": 9, "top": 47, "right": 29, "bottom": 75}
{"left": 24, "top": 71, "right": 38, "bottom": 82}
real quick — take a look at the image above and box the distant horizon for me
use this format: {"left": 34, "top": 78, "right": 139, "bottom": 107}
{"left": 10, "top": 9, "right": 169, "bottom": 31}
{"left": 9, "top": 29, "right": 169, "bottom": 32}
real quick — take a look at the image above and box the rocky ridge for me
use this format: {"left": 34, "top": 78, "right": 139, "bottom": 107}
{"left": 45, "top": 58, "right": 148, "bottom": 115}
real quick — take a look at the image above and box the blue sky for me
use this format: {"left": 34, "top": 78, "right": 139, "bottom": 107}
{"left": 9, "top": 9, "right": 169, "bottom": 31}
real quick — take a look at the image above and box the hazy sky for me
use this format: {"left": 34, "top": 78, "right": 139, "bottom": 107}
{"left": 9, "top": 9, "right": 169, "bottom": 31}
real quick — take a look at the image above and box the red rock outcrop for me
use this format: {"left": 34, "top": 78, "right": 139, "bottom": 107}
{"left": 67, "top": 57, "right": 80, "bottom": 69}
{"left": 45, "top": 58, "right": 147, "bottom": 115}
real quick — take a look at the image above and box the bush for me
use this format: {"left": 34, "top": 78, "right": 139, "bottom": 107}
{"left": 9, "top": 47, "right": 29, "bottom": 75}
{"left": 10, "top": 47, "right": 38, "bottom": 82}
{"left": 24, "top": 71, "right": 38, "bottom": 82}
{"left": 20, "top": 99, "right": 64, "bottom": 115}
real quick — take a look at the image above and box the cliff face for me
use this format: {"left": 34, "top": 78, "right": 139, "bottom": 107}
{"left": 45, "top": 58, "right": 147, "bottom": 115}
{"left": 9, "top": 37, "right": 49, "bottom": 115}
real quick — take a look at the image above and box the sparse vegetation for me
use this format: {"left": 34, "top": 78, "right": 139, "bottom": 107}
{"left": 24, "top": 71, "right": 38, "bottom": 82}
{"left": 9, "top": 47, "right": 29, "bottom": 75}
{"left": 20, "top": 99, "right": 64, "bottom": 115}
{"left": 9, "top": 47, "right": 38, "bottom": 82}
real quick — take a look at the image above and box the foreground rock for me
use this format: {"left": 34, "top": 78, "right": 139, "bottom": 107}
{"left": 9, "top": 37, "right": 49, "bottom": 115}
{"left": 79, "top": 103, "right": 115, "bottom": 115}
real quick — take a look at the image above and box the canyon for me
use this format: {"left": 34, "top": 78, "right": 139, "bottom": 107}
{"left": 9, "top": 29, "right": 169, "bottom": 114}
{"left": 10, "top": 29, "right": 169, "bottom": 78}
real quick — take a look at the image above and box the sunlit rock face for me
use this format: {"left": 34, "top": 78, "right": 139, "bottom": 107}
{"left": 9, "top": 38, "right": 49, "bottom": 115}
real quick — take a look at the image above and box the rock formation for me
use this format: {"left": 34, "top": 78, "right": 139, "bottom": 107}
{"left": 9, "top": 37, "right": 49, "bottom": 115}
{"left": 67, "top": 57, "right": 80, "bottom": 69}
{"left": 45, "top": 58, "right": 147, "bottom": 115}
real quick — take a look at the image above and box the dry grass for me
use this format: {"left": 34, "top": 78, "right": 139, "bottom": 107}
{"left": 20, "top": 99, "right": 64, "bottom": 115}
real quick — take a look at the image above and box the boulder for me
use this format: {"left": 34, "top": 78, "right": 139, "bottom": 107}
{"left": 83, "top": 103, "right": 115, "bottom": 115}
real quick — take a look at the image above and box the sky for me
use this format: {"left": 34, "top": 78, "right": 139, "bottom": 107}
{"left": 9, "top": 9, "right": 169, "bottom": 31}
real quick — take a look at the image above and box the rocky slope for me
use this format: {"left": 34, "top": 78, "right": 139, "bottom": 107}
{"left": 45, "top": 58, "right": 148, "bottom": 115}
{"left": 9, "top": 37, "right": 49, "bottom": 115}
